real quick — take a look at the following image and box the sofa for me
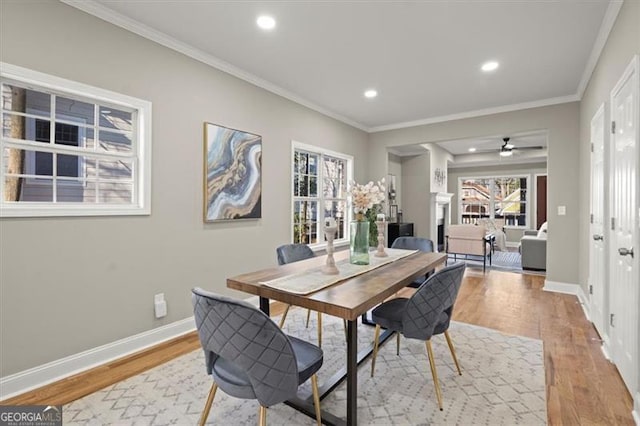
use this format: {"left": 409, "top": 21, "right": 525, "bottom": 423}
{"left": 519, "top": 222, "right": 547, "bottom": 270}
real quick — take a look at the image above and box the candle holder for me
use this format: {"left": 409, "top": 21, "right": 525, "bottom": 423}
{"left": 322, "top": 225, "right": 339, "bottom": 275}
{"left": 374, "top": 220, "right": 388, "bottom": 257}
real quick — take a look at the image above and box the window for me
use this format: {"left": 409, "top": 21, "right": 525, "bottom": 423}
{"left": 292, "top": 141, "right": 353, "bottom": 246}
{"left": 0, "top": 63, "right": 151, "bottom": 217}
{"left": 460, "top": 176, "right": 528, "bottom": 227}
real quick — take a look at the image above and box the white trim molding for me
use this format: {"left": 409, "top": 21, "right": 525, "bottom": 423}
{"left": 542, "top": 280, "right": 582, "bottom": 296}
{"left": 0, "top": 317, "right": 195, "bottom": 401}
{"left": 576, "top": 0, "right": 625, "bottom": 98}
{"left": 576, "top": 284, "right": 591, "bottom": 322}
{"left": 633, "top": 392, "right": 640, "bottom": 425}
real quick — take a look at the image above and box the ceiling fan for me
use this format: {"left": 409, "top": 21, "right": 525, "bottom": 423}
{"left": 477, "top": 137, "right": 545, "bottom": 157}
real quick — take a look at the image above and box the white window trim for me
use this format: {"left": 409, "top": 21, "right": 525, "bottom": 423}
{"left": 291, "top": 141, "right": 353, "bottom": 251}
{"left": 0, "top": 62, "right": 152, "bottom": 217}
{"left": 457, "top": 174, "right": 530, "bottom": 229}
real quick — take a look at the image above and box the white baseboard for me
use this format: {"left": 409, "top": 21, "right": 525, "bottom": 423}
{"left": 0, "top": 317, "right": 196, "bottom": 401}
{"left": 633, "top": 392, "right": 639, "bottom": 425}
{"left": 575, "top": 285, "right": 591, "bottom": 322}
{"left": 543, "top": 280, "right": 581, "bottom": 295}
{"left": 601, "top": 336, "right": 612, "bottom": 360}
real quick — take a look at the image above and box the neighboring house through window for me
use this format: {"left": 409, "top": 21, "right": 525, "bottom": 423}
{"left": 459, "top": 176, "right": 528, "bottom": 227}
{"left": 0, "top": 63, "right": 152, "bottom": 217}
{"left": 292, "top": 141, "right": 353, "bottom": 247}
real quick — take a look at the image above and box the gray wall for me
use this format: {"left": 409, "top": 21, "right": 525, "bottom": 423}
{"left": 367, "top": 102, "right": 580, "bottom": 286}
{"left": 0, "top": 2, "right": 369, "bottom": 376}
{"left": 577, "top": 0, "right": 639, "bottom": 400}
{"left": 579, "top": 0, "right": 640, "bottom": 297}
{"left": 400, "top": 154, "right": 431, "bottom": 237}
{"left": 387, "top": 153, "right": 403, "bottom": 216}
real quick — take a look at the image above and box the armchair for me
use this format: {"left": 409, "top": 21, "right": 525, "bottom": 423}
{"left": 519, "top": 222, "right": 547, "bottom": 270}
{"left": 446, "top": 224, "right": 492, "bottom": 271}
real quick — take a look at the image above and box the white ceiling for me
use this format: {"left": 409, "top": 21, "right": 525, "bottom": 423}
{"left": 435, "top": 131, "right": 547, "bottom": 155}
{"left": 68, "top": 0, "right": 615, "bottom": 132}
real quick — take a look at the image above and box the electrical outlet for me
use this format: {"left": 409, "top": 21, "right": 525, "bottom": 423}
{"left": 557, "top": 205, "right": 566, "bottom": 216}
{"left": 154, "top": 293, "right": 167, "bottom": 318}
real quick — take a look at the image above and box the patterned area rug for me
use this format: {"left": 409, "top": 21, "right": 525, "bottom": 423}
{"left": 64, "top": 308, "right": 546, "bottom": 425}
{"left": 448, "top": 251, "right": 546, "bottom": 276}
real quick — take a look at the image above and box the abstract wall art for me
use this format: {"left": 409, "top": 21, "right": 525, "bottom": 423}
{"left": 203, "top": 122, "right": 262, "bottom": 222}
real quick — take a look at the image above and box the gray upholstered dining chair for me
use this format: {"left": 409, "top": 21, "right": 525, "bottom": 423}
{"left": 192, "top": 287, "right": 323, "bottom": 426}
{"left": 391, "top": 237, "right": 435, "bottom": 288}
{"left": 276, "top": 243, "right": 347, "bottom": 347}
{"left": 369, "top": 262, "right": 466, "bottom": 411}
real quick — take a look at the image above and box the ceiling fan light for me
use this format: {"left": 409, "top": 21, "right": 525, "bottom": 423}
{"left": 499, "top": 149, "right": 513, "bottom": 157}
{"left": 504, "top": 143, "right": 514, "bottom": 149}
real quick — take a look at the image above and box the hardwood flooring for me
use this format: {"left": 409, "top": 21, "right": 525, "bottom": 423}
{"left": 2, "top": 269, "right": 635, "bottom": 425}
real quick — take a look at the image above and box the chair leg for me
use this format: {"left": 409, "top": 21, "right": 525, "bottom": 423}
{"left": 444, "top": 330, "right": 462, "bottom": 375}
{"left": 278, "top": 305, "right": 291, "bottom": 329}
{"left": 371, "top": 324, "right": 381, "bottom": 377}
{"left": 306, "top": 309, "right": 312, "bottom": 328}
{"left": 199, "top": 382, "right": 218, "bottom": 426}
{"left": 258, "top": 405, "right": 267, "bottom": 426}
{"left": 396, "top": 332, "right": 400, "bottom": 356}
{"left": 317, "top": 312, "right": 322, "bottom": 348}
{"left": 311, "top": 374, "right": 322, "bottom": 426}
{"left": 425, "top": 340, "right": 444, "bottom": 411}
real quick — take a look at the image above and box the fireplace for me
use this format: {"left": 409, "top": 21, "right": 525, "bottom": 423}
{"left": 429, "top": 192, "right": 454, "bottom": 252}
{"left": 437, "top": 219, "right": 445, "bottom": 252}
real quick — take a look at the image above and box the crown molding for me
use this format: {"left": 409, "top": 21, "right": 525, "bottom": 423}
{"left": 368, "top": 94, "right": 580, "bottom": 133}
{"left": 59, "top": 0, "right": 369, "bottom": 132}
{"left": 60, "top": 0, "right": 608, "bottom": 135}
{"left": 576, "top": 0, "right": 624, "bottom": 98}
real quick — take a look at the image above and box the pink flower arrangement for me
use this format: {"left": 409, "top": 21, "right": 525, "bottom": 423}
{"left": 349, "top": 178, "right": 386, "bottom": 215}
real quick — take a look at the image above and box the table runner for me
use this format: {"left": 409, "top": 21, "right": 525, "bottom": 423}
{"left": 259, "top": 248, "right": 418, "bottom": 295}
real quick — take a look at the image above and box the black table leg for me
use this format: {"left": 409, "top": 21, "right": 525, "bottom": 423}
{"left": 346, "top": 319, "right": 357, "bottom": 426}
{"left": 259, "top": 296, "right": 270, "bottom": 316}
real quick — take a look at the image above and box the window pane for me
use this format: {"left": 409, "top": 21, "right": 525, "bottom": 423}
{"left": 57, "top": 153, "right": 80, "bottom": 177}
{"left": 4, "top": 175, "right": 53, "bottom": 202}
{"left": 99, "top": 130, "right": 132, "bottom": 153}
{"left": 323, "top": 156, "right": 346, "bottom": 198}
{"left": 2, "top": 147, "right": 28, "bottom": 176}
{"left": 324, "top": 200, "right": 346, "bottom": 240}
{"left": 308, "top": 153, "right": 318, "bottom": 175}
{"left": 98, "top": 159, "right": 133, "bottom": 180}
{"left": 461, "top": 178, "right": 491, "bottom": 223}
{"left": 2, "top": 114, "right": 50, "bottom": 143}
{"left": 56, "top": 179, "right": 92, "bottom": 203}
{"left": 98, "top": 182, "right": 133, "bottom": 204}
{"left": 54, "top": 122, "right": 79, "bottom": 148}
{"left": 99, "top": 106, "right": 132, "bottom": 132}
{"left": 298, "top": 175, "right": 309, "bottom": 197}
{"left": 309, "top": 176, "right": 317, "bottom": 197}
{"left": 2, "top": 84, "right": 51, "bottom": 117}
{"left": 293, "top": 200, "right": 317, "bottom": 244}
{"left": 56, "top": 96, "right": 94, "bottom": 125}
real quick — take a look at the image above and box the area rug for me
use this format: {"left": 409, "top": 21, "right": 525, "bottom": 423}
{"left": 448, "top": 251, "right": 546, "bottom": 276}
{"left": 64, "top": 308, "right": 547, "bottom": 425}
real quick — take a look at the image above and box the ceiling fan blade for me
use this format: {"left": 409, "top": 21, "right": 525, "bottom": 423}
{"left": 512, "top": 146, "right": 545, "bottom": 150}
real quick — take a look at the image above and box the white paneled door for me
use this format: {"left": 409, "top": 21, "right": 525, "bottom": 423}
{"left": 609, "top": 55, "right": 639, "bottom": 396}
{"left": 590, "top": 103, "right": 606, "bottom": 338}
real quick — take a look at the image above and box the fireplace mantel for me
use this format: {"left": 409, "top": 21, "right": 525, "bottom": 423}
{"left": 429, "top": 192, "right": 454, "bottom": 252}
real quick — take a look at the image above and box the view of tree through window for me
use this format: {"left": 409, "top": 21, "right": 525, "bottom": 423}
{"left": 293, "top": 146, "right": 350, "bottom": 245}
{"left": 460, "top": 176, "right": 527, "bottom": 226}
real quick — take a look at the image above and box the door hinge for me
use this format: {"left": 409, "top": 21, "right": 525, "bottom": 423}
{"left": 611, "top": 217, "right": 616, "bottom": 230}
{"left": 611, "top": 121, "right": 616, "bottom": 134}
{"left": 590, "top": 213, "right": 594, "bottom": 224}
{"left": 589, "top": 285, "right": 593, "bottom": 295}
{"left": 610, "top": 313, "right": 615, "bottom": 327}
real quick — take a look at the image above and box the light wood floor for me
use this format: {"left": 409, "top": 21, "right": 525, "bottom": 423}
{"left": 2, "top": 270, "right": 635, "bottom": 425}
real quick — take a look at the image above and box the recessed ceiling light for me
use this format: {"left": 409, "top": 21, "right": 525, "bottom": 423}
{"left": 481, "top": 61, "right": 499, "bottom": 72}
{"left": 468, "top": 147, "right": 476, "bottom": 152}
{"left": 256, "top": 15, "right": 276, "bottom": 30}
{"left": 364, "top": 89, "right": 378, "bottom": 99}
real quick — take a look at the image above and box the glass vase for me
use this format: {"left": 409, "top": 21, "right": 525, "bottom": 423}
{"left": 350, "top": 217, "right": 370, "bottom": 265}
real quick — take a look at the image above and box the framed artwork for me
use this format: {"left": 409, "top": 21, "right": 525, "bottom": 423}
{"left": 203, "top": 122, "right": 262, "bottom": 222}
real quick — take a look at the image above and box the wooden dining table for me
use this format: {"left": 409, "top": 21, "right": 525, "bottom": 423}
{"left": 227, "top": 249, "right": 447, "bottom": 426}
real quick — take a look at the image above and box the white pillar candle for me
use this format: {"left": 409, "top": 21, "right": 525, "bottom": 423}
{"left": 325, "top": 217, "right": 337, "bottom": 228}
{"left": 376, "top": 213, "right": 385, "bottom": 222}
